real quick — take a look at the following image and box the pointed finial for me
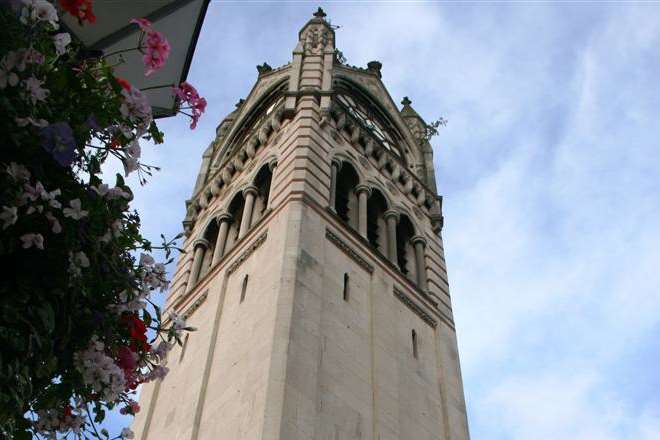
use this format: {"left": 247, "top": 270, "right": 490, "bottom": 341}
{"left": 235, "top": 98, "right": 245, "bottom": 108}
{"left": 401, "top": 96, "right": 412, "bottom": 106}
{"left": 313, "top": 7, "right": 327, "bottom": 19}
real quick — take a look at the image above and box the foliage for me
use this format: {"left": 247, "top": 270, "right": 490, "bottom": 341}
{"left": 424, "top": 117, "right": 448, "bottom": 142}
{"left": 0, "top": 1, "right": 204, "bottom": 438}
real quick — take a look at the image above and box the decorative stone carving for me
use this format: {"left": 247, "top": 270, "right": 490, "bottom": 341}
{"left": 183, "top": 290, "right": 208, "bottom": 320}
{"left": 325, "top": 229, "right": 374, "bottom": 274}
{"left": 227, "top": 231, "right": 268, "bottom": 275}
{"left": 393, "top": 288, "right": 437, "bottom": 328}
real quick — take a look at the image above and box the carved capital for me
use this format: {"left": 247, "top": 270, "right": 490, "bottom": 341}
{"left": 331, "top": 157, "right": 343, "bottom": 171}
{"left": 410, "top": 235, "right": 427, "bottom": 247}
{"left": 214, "top": 211, "right": 233, "bottom": 225}
{"left": 193, "top": 238, "right": 210, "bottom": 250}
{"left": 355, "top": 184, "right": 372, "bottom": 197}
{"left": 242, "top": 185, "right": 259, "bottom": 198}
{"left": 384, "top": 209, "right": 400, "bottom": 222}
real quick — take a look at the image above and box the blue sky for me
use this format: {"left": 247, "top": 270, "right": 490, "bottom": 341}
{"left": 103, "top": 2, "right": 660, "bottom": 438}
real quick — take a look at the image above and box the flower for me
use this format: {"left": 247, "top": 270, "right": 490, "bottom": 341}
{"left": 1, "top": 206, "right": 18, "bottom": 229}
{"left": 45, "top": 211, "right": 62, "bottom": 233}
{"left": 40, "top": 122, "right": 76, "bottom": 166}
{"left": 120, "top": 87, "right": 152, "bottom": 129}
{"left": 21, "top": 0, "right": 59, "bottom": 29}
{"left": 59, "top": 0, "right": 95, "bottom": 23}
{"left": 16, "top": 116, "right": 48, "bottom": 127}
{"left": 122, "top": 156, "right": 139, "bottom": 177}
{"left": 62, "top": 199, "right": 88, "bottom": 220}
{"left": 74, "top": 342, "right": 126, "bottom": 402}
{"left": 130, "top": 17, "right": 151, "bottom": 32}
{"left": 119, "top": 400, "right": 140, "bottom": 415}
{"left": 142, "top": 30, "right": 170, "bottom": 76}
{"left": 24, "top": 75, "right": 49, "bottom": 104}
{"left": 172, "top": 82, "right": 207, "bottom": 129}
{"left": 53, "top": 32, "right": 71, "bottom": 56}
{"left": 121, "top": 427, "right": 135, "bottom": 439}
{"left": 0, "top": 59, "right": 19, "bottom": 88}
{"left": 115, "top": 76, "right": 131, "bottom": 91}
{"left": 20, "top": 233, "right": 44, "bottom": 250}
{"left": 6, "top": 162, "right": 31, "bottom": 181}
{"left": 139, "top": 253, "right": 155, "bottom": 267}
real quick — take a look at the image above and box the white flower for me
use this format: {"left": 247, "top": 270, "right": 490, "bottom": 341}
{"left": 20, "top": 233, "right": 44, "bottom": 250}
{"left": 121, "top": 427, "right": 135, "bottom": 439}
{"left": 107, "top": 186, "right": 131, "bottom": 200}
{"left": 52, "top": 32, "right": 71, "bottom": 56}
{"left": 91, "top": 183, "right": 110, "bottom": 197}
{"left": 0, "top": 69, "right": 19, "bottom": 89}
{"left": 122, "top": 156, "right": 139, "bottom": 177}
{"left": 1, "top": 206, "right": 18, "bottom": 229}
{"left": 15, "top": 116, "right": 48, "bottom": 127}
{"left": 139, "top": 253, "right": 155, "bottom": 267}
{"left": 74, "top": 342, "right": 126, "bottom": 402}
{"left": 126, "top": 139, "right": 141, "bottom": 159}
{"left": 6, "top": 162, "right": 30, "bottom": 181}
{"left": 69, "top": 251, "right": 90, "bottom": 277}
{"left": 120, "top": 87, "right": 152, "bottom": 129}
{"left": 22, "top": 0, "right": 59, "bottom": 29}
{"left": 62, "top": 199, "right": 88, "bottom": 220}
{"left": 23, "top": 75, "right": 49, "bottom": 104}
{"left": 45, "top": 211, "right": 62, "bottom": 233}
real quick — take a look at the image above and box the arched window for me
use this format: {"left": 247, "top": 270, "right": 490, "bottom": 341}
{"left": 225, "top": 192, "right": 245, "bottom": 253}
{"left": 199, "top": 220, "right": 219, "bottom": 279}
{"left": 251, "top": 164, "right": 273, "bottom": 226}
{"left": 396, "top": 214, "right": 416, "bottom": 282}
{"left": 335, "top": 162, "right": 360, "bottom": 230}
{"left": 366, "top": 188, "right": 388, "bottom": 254}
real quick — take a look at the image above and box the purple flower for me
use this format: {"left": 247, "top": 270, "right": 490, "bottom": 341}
{"left": 40, "top": 122, "right": 76, "bottom": 166}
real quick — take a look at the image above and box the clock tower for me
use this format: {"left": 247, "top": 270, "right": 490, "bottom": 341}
{"left": 133, "top": 9, "right": 470, "bottom": 440}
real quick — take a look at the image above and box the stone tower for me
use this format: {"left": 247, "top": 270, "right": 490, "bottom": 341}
{"left": 132, "top": 9, "right": 470, "bottom": 440}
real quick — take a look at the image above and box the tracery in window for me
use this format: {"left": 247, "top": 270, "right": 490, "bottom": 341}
{"left": 336, "top": 93, "right": 401, "bottom": 158}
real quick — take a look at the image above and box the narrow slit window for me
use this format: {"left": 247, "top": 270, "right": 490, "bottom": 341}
{"left": 343, "top": 273, "right": 349, "bottom": 301}
{"left": 412, "top": 329, "right": 418, "bottom": 359}
{"left": 179, "top": 333, "right": 190, "bottom": 363}
{"left": 240, "top": 274, "right": 249, "bottom": 303}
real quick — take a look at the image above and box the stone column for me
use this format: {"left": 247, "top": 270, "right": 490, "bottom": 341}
{"left": 411, "top": 235, "right": 428, "bottom": 291}
{"left": 238, "top": 185, "right": 258, "bottom": 239}
{"left": 355, "top": 184, "right": 371, "bottom": 239}
{"left": 267, "top": 159, "right": 278, "bottom": 209}
{"left": 329, "top": 158, "right": 342, "bottom": 212}
{"left": 384, "top": 210, "right": 399, "bottom": 264}
{"left": 186, "top": 238, "right": 210, "bottom": 293}
{"left": 211, "top": 213, "right": 232, "bottom": 266}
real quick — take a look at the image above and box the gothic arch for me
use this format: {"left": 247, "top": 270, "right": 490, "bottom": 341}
{"left": 396, "top": 213, "right": 417, "bottom": 282}
{"left": 213, "top": 78, "right": 288, "bottom": 167}
{"left": 334, "top": 160, "right": 360, "bottom": 230}
{"left": 332, "top": 76, "right": 422, "bottom": 170}
{"left": 366, "top": 187, "right": 389, "bottom": 255}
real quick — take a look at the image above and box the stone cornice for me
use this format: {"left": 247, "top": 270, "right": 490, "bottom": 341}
{"left": 393, "top": 287, "right": 437, "bottom": 328}
{"left": 325, "top": 228, "right": 374, "bottom": 274}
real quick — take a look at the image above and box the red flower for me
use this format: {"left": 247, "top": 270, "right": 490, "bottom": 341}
{"left": 59, "top": 0, "right": 96, "bottom": 24}
{"left": 115, "top": 77, "right": 131, "bottom": 91}
{"left": 116, "top": 345, "right": 136, "bottom": 372}
{"left": 63, "top": 405, "right": 72, "bottom": 418}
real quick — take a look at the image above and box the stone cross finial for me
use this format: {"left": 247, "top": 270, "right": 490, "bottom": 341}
{"left": 401, "top": 96, "right": 412, "bottom": 106}
{"left": 313, "top": 7, "right": 327, "bottom": 19}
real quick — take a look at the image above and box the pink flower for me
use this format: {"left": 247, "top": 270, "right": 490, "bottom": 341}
{"left": 21, "top": 233, "right": 44, "bottom": 250}
{"left": 172, "top": 82, "right": 206, "bottom": 129}
{"left": 24, "top": 76, "right": 49, "bottom": 104}
{"left": 142, "top": 30, "right": 170, "bottom": 76}
{"left": 130, "top": 18, "right": 152, "bottom": 32}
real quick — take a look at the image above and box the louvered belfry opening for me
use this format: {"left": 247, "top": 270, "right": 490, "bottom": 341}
{"left": 335, "top": 162, "right": 359, "bottom": 226}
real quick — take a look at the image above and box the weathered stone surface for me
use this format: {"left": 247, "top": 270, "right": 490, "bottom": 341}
{"left": 133, "top": 9, "right": 469, "bottom": 440}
